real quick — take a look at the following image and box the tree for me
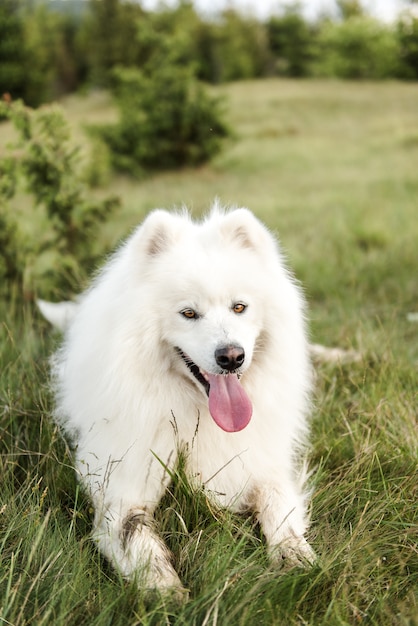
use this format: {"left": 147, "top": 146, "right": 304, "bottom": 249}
{"left": 80, "top": 0, "right": 145, "bottom": 86}
{"left": 209, "top": 10, "right": 270, "bottom": 82}
{"left": 0, "top": 0, "right": 27, "bottom": 100}
{"left": 22, "top": 3, "right": 65, "bottom": 104}
{"left": 0, "top": 0, "right": 82, "bottom": 106}
{"left": 336, "top": 0, "right": 365, "bottom": 20}
{"left": 267, "top": 6, "right": 316, "bottom": 77}
{"left": 314, "top": 16, "right": 401, "bottom": 79}
{"left": 397, "top": 12, "right": 418, "bottom": 78}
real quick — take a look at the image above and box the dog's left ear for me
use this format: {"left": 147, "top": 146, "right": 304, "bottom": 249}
{"left": 219, "top": 208, "right": 279, "bottom": 255}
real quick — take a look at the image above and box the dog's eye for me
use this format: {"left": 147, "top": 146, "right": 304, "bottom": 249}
{"left": 232, "top": 302, "right": 247, "bottom": 314}
{"left": 181, "top": 308, "right": 199, "bottom": 320}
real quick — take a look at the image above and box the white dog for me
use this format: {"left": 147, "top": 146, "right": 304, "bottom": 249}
{"left": 39, "top": 205, "right": 316, "bottom": 596}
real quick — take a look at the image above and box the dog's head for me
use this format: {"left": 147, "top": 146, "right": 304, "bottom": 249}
{"left": 131, "top": 206, "right": 298, "bottom": 432}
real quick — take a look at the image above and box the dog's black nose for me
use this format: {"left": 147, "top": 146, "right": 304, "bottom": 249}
{"left": 215, "top": 345, "right": 245, "bottom": 372}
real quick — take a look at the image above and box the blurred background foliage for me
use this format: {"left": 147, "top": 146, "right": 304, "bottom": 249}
{"left": 0, "top": 98, "right": 120, "bottom": 299}
{"left": 1, "top": 0, "right": 418, "bottom": 300}
{"left": 0, "top": 0, "right": 418, "bottom": 108}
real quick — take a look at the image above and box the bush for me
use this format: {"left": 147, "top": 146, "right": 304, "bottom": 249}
{"left": 0, "top": 0, "right": 28, "bottom": 103}
{"left": 95, "top": 66, "right": 229, "bottom": 175}
{"left": 79, "top": 0, "right": 145, "bottom": 87}
{"left": 396, "top": 14, "right": 418, "bottom": 79}
{"left": 205, "top": 11, "right": 271, "bottom": 83}
{"left": 0, "top": 99, "right": 119, "bottom": 300}
{"left": 314, "top": 16, "right": 401, "bottom": 79}
{"left": 92, "top": 22, "right": 230, "bottom": 176}
{"left": 0, "top": 1, "right": 85, "bottom": 106}
{"left": 267, "top": 9, "right": 317, "bottom": 77}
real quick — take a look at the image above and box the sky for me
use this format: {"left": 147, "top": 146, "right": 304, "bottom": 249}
{"left": 140, "top": 0, "right": 410, "bottom": 22}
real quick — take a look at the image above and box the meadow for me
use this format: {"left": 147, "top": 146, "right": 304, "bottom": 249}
{"left": 1, "top": 79, "right": 417, "bottom": 625}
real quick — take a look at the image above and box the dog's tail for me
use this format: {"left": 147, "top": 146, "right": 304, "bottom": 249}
{"left": 309, "top": 343, "right": 362, "bottom": 364}
{"left": 37, "top": 299, "right": 79, "bottom": 331}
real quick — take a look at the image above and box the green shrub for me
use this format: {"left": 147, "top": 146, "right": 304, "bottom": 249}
{"left": 0, "top": 1, "right": 85, "bottom": 106}
{"left": 0, "top": 99, "right": 119, "bottom": 300}
{"left": 205, "top": 11, "right": 271, "bottom": 83}
{"left": 314, "top": 16, "right": 401, "bottom": 79}
{"left": 0, "top": 0, "right": 27, "bottom": 103}
{"left": 95, "top": 66, "right": 229, "bottom": 175}
{"left": 79, "top": 0, "right": 146, "bottom": 87}
{"left": 91, "top": 21, "right": 230, "bottom": 176}
{"left": 267, "top": 9, "right": 317, "bottom": 77}
{"left": 396, "top": 14, "right": 418, "bottom": 79}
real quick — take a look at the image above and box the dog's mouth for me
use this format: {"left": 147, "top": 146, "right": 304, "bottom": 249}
{"left": 176, "top": 348, "right": 211, "bottom": 396}
{"left": 175, "top": 348, "right": 252, "bottom": 433}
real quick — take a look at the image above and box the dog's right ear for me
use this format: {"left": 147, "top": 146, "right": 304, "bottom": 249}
{"left": 135, "top": 210, "right": 187, "bottom": 257}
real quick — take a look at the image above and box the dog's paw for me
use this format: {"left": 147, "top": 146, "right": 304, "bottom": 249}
{"left": 141, "top": 565, "right": 189, "bottom": 604}
{"left": 269, "top": 536, "right": 316, "bottom": 570}
{"left": 96, "top": 510, "right": 188, "bottom": 600}
{"left": 120, "top": 539, "right": 188, "bottom": 600}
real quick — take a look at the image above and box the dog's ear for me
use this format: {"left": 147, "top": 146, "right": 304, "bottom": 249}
{"left": 135, "top": 210, "right": 187, "bottom": 257}
{"left": 219, "top": 208, "right": 279, "bottom": 254}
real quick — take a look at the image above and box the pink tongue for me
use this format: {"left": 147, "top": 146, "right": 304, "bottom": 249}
{"left": 207, "top": 373, "right": 252, "bottom": 432}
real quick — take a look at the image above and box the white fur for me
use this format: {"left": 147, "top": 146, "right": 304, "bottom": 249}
{"left": 37, "top": 299, "right": 78, "bottom": 331}
{"left": 44, "top": 205, "right": 315, "bottom": 595}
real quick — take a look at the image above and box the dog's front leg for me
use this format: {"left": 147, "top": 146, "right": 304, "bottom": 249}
{"left": 252, "top": 482, "right": 315, "bottom": 568}
{"left": 92, "top": 502, "right": 186, "bottom": 598}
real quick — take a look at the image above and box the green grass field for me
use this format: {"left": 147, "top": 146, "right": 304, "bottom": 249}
{"left": 1, "top": 79, "right": 417, "bottom": 625}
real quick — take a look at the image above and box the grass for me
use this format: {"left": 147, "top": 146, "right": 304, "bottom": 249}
{"left": 1, "top": 78, "right": 417, "bottom": 625}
